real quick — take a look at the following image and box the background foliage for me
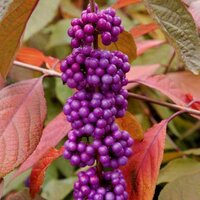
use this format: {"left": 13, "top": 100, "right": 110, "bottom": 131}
{"left": 0, "top": 0, "right": 200, "bottom": 199}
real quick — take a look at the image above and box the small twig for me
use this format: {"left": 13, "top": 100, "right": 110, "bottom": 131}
{"left": 128, "top": 92, "right": 200, "bottom": 116}
{"left": 90, "top": 0, "right": 98, "bottom": 49}
{"left": 164, "top": 50, "right": 176, "bottom": 74}
{"left": 14, "top": 60, "right": 61, "bottom": 77}
{"left": 90, "top": 0, "right": 95, "bottom": 12}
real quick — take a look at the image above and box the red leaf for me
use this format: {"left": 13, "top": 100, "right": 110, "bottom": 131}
{"left": 121, "top": 120, "right": 168, "bottom": 200}
{"left": 126, "top": 64, "right": 160, "bottom": 90}
{"left": 112, "top": 0, "right": 141, "bottom": 9}
{"left": 16, "top": 47, "right": 45, "bottom": 66}
{"left": 135, "top": 75, "right": 186, "bottom": 105}
{"left": 136, "top": 40, "right": 165, "bottom": 56}
{"left": 44, "top": 56, "right": 61, "bottom": 72}
{"left": 14, "top": 112, "right": 71, "bottom": 178}
{"left": 0, "top": 78, "right": 46, "bottom": 178}
{"left": 137, "top": 72, "right": 200, "bottom": 107}
{"left": 30, "top": 147, "right": 64, "bottom": 198}
{"left": 130, "top": 23, "right": 158, "bottom": 38}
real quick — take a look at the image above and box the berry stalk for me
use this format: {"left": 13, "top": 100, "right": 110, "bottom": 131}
{"left": 90, "top": 0, "right": 99, "bottom": 49}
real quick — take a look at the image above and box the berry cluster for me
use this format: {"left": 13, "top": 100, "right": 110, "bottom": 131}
{"left": 60, "top": 47, "right": 130, "bottom": 93}
{"left": 61, "top": 3, "right": 133, "bottom": 200}
{"left": 67, "top": 4, "right": 123, "bottom": 48}
{"left": 74, "top": 167, "right": 128, "bottom": 200}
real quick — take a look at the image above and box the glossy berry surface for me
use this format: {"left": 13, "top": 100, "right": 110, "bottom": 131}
{"left": 74, "top": 167, "right": 128, "bottom": 200}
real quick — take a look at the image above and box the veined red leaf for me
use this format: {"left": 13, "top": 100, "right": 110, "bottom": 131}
{"left": 136, "top": 40, "right": 165, "bottom": 56}
{"left": 0, "top": 0, "right": 39, "bottom": 79}
{"left": 121, "top": 120, "right": 168, "bottom": 200}
{"left": 16, "top": 48, "right": 45, "bottom": 66}
{"left": 126, "top": 64, "right": 160, "bottom": 90}
{"left": 130, "top": 23, "right": 158, "bottom": 38}
{"left": 137, "top": 72, "right": 200, "bottom": 107}
{"left": 14, "top": 112, "right": 71, "bottom": 178}
{"left": 116, "top": 112, "right": 143, "bottom": 141}
{"left": 0, "top": 78, "right": 46, "bottom": 178}
{"left": 136, "top": 75, "right": 186, "bottom": 105}
{"left": 30, "top": 147, "right": 64, "bottom": 198}
{"left": 112, "top": 0, "right": 141, "bottom": 9}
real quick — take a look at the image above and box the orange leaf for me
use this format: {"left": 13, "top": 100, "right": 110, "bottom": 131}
{"left": 121, "top": 120, "right": 168, "bottom": 200}
{"left": 16, "top": 48, "right": 45, "bottom": 66}
{"left": 116, "top": 112, "right": 143, "bottom": 141}
{"left": 0, "top": 0, "right": 39, "bottom": 79}
{"left": 112, "top": 0, "right": 141, "bottom": 9}
{"left": 130, "top": 23, "right": 158, "bottom": 38}
{"left": 30, "top": 147, "right": 64, "bottom": 198}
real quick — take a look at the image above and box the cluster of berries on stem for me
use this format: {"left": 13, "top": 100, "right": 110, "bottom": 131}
{"left": 61, "top": 1, "right": 133, "bottom": 199}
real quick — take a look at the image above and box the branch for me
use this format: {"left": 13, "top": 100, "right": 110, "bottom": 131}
{"left": 14, "top": 61, "right": 61, "bottom": 77}
{"left": 128, "top": 92, "right": 200, "bottom": 116}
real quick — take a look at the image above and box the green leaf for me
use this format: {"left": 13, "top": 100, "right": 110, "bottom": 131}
{"left": 3, "top": 170, "right": 30, "bottom": 196}
{"left": 41, "top": 178, "right": 77, "bottom": 200}
{"left": 24, "top": 0, "right": 61, "bottom": 41}
{"left": 55, "top": 78, "right": 73, "bottom": 105}
{"left": 45, "top": 19, "right": 71, "bottom": 49}
{"left": 54, "top": 157, "right": 74, "bottom": 178}
{"left": 43, "top": 163, "right": 59, "bottom": 185}
{"left": 159, "top": 173, "right": 200, "bottom": 200}
{"left": 60, "top": 0, "right": 81, "bottom": 18}
{"left": 143, "top": 0, "right": 200, "bottom": 74}
{"left": 158, "top": 158, "right": 200, "bottom": 184}
{"left": 184, "top": 148, "right": 200, "bottom": 156}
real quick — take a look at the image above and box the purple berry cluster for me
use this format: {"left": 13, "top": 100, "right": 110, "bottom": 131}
{"left": 67, "top": 4, "right": 123, "bottom": 47}
{"left": 61, "top": 3, "right": 133, "bottom": 200}
{"left": 74, "top": 167, "right": 128, "bottom": 200}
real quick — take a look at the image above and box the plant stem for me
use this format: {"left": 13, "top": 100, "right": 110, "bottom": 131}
{"left": 128, "top": 92, "right": 200, "bottom": 116}
{"left": 90, "top": 0, "right": 95, "bottom": 12}
{"left": 90, "top": 0, "right": 98, "bottom": 49}
{"left": 164, "top": 50, "right": 175, "bottom": 74}
{"left": 14, "top": 61, "right": 61, "bottom": 77}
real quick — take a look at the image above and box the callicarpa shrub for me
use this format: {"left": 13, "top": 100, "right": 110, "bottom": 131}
{"left": 60, "top": 2, "right": 133, "bottom": 199}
